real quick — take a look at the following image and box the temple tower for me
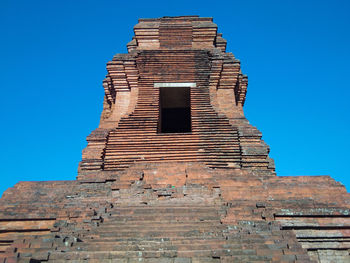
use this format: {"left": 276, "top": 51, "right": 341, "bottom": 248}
{"left": 79, "top": 16, "right": 273, "bottom": 182}
{"left": 0, "top": 16, "right": 349, "bottom": 263}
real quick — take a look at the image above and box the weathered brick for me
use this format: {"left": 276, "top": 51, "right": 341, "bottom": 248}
{"left": 0, "top": 15, "right": 349, "bottom": 263}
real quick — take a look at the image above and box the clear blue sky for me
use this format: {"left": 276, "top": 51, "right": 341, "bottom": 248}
{"left": 1, "top": 0, "right": 349, "bottom": 196}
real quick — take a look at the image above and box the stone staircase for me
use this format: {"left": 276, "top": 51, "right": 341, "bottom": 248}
{"left": 3, "top": 163, "right": 350, "bottom": 262}
{"left": 7, "top": 196, "right": 292, "bottom": 262}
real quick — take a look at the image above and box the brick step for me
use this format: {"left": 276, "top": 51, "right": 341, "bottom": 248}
{"left": 190, "top": 98, "right": 211, "bottom": 100}
{"left": 105, "top": 139, "right": 239, "bottom": 145}
{"left": 191, "top": 100, "right": 214, "bottom": 103}
{"left": 118, "top": 118, "right": 155, "bottom": 122}
{"left": 104, "top": 153, "right": 240, "bottom": 159}
{"left": 203, "top": 150, "right": 241, "bottom": 154}
{"left": 192, "top": 128, "right": 238, "bottom": 133}
{"left": 123, "top": 114, "right": 157, "bottom": 117}
{"left": 192, "top": 126, "right": 233, "bottom": 129}
{"left": 106, "top": 141, "right": 239, "bottom": 146}
{"left": 104, "top": 149, "right": 240, "bottom": 154}
{"left": 139, "top": 66, "right": 208, "bottom": 69}
{"left": 103, "top": 214, "right": 221, "bottom": 220}
{"left": 84, "top": 230, "right": 222, "bottom": 239}
{"left": 206, "top": 158, "right": 242, "bottom": 163}
{"left": 109, "top": 131, "right": 237, "bottom": 136}
{"left": 103, "top": 212, "right": 220, "bottom": 219}
{"left": 128, "top": 115, "right": 158, "bottom": 118}
{"left": 107, "top": 205, "right": 220, "bottom": 210}
{"left": 134, "top": 97, "right": 158, "bottom": 100}
{"left": 106, "top": 160, "right": 213, "bottom": 168}
{"left": 114, "top": 128, "right": 156, "bottom": 132}
{"left": 118, "top": 117, "right": 230, "bottom": 123}
{"left": 80, "top": 238, "right": 237, "bottom": 247}
{"left": 192, "top": 113, "right": 226, "bottom": 117}
{"left": 116, "top": 124, "right": 158, "bottom": 129}
{"left": 113, "top": 128, "right": 234, "bottom": 133}
{"left": 133, "top": 98, "right": 157, "bottom": 102}
{"left": 191, "top": 110, "right": 222, "bottom": 114}
{"left": 192, "top": 122, "right": 233, "bottom": 126}
{"left": 115, "top": 124, "right": 157, "bottom": 128}
{"left": 0, "top": 231, "right": 51, "bottom": 241}
{"left": 115, "top": 118, "right": 156, "bottom": 122}
{"left": 132, "top": 107, "right": 158, "bottom": 110}
{"left": 104, "top": 155, "right": 213, "bottom": 163}
{"left": 104, "top": 156, "right": 241, "bottom": 163}
{"left": 191, "top": 115, "right": 231, "bottom": 119}
{"left": 138, "top": 58, "right": 196, "bottom": 62}
{"left": 139, "top": 58, "right": 199, "bottom": 62}
{"left": 48, "top": 248, "right": 260, "bottom": 260}
{"left": 99, "top": 218, "right": 223, "bottom": 226}
{"left": 55, "top": 242, "right": 244, "bottom": 253}
{"left": 132, "top": 102, "right": 157, "bottom": 105}
{"left": 138, "top": 65, "right": 206, "bottom": 69}
{"left": 101, "top": 219, "right": 222, "bottom": 226}
{"left": 104, "top": 158, "right": 241, "bottom": 167}
{"left": 106, "top": 140, "right": 240, "bottom": 145}
{"left": 131, "top": 105, "right": 157, "bottom": 108}
{"left": 108, "top": 132, "right": 238, "bottom": 138}
{"left": 191, "top": 102, "right": 214, "bottom": 105}
{"left": 129, "top": 113, "right": 157, "bottom": 116}
{"left": 113, "top": 127, "right": 156, "bottom": 131}
{"left": 190, "top": 91, "right": 212, "bottom": 93}
{"left": 109, "top": 130, "right": 236, "bottom": 136}
{"left": 192, "top": 115, "right": 230, "bottom": 119}
{"left": 191, "top": 102, "right": 212, "bottom": 105}
{"left": 108, "top": 134, "right": 238, "bottom": 140}
{"left": 80, "top": 165, "right": 102, "bottom": 170}
{"left": 104, "top": 152, "right": 202, "bottom": 158}
{"left": 207, "top": 164, "right": 231, "bottom": 168}
{"left": 116, "top": 125, "right": 157, "bottom": 129}
{"left": 80, "top": 224, "right": 226, "bottom": 234}
{"left": 192, "top": 113, "right": 227, "bottom": 117}
{"left": 118, "top": 119, "right": 157, "bottom": 122}
{"left": 132, "top": 106, "right": 158, "bottom": 109}
{"left": 116, "top": 123, "right": 157, "bottom": 126}
{"left": 191, "top": 121, "right": 231, "bottom": 125}
{"left": 48, "top": 250, "right": 178, "bottom": 260}
{"left": 105, "top": 148, "right": 206, "bottom": 155}
{"left": 105, "top": 148, "right": 240, "bottom": 153}
{"left": 131, "top": 101, "right": 159, "bottom": 104}
{"left": 105, "top": 140, "right": 239, "bottom": 145}
{"left": 139, "top": 74, "right": 204, "bottom": 78}
{"left": 75, "top": 235, "right": 227, "bottom": 244}
{"left": 191, "top": 116, "right": 230, "bottom": 120}
{"left": 122, "top": 108, "right": 157, "bottom": 112}
{"left": 129, "top": 108, "right": 158, "bottom": 111}
{"left": 82, "top": 232, "right": 269, "bottom": 244}
{"left": 39, "top": 244, "right": 179, "bottom": 253}
{"left": 138, "top": 81, "right": 208, "bottom": 84}
{"left": 104, "top": 159, "right": 200, "bottom": 166}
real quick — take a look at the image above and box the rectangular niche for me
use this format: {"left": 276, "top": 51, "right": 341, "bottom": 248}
{"left": 154, "top": 83, "right": 196, "bottom": 133}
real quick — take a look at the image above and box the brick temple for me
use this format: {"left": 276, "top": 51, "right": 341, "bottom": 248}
{"left": 1, "top": 16, "right": 350, "bottom": 262}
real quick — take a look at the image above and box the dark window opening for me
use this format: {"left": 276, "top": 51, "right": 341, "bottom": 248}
{"left": 159, "top": 86, "right": 191, "bottom": 133}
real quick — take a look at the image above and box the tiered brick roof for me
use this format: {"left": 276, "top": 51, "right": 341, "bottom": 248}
{"left": 1, "top": 16, "right": 349, "bottom": 262}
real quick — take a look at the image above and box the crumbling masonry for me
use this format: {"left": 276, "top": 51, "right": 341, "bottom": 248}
{"left": 1, "top": 16, "right": 350, "bottom": 263}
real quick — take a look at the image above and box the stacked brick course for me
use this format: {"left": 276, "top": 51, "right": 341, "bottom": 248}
{"left": 79, "top": 16, "right": 270, "bottom": 178}
{"left": 0, "top": 16, "right": 349, "bottom": 262}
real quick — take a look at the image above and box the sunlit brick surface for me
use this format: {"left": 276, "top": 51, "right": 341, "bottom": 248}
{"left": 0, "top": 16, "right": 349, "bottom": 262}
